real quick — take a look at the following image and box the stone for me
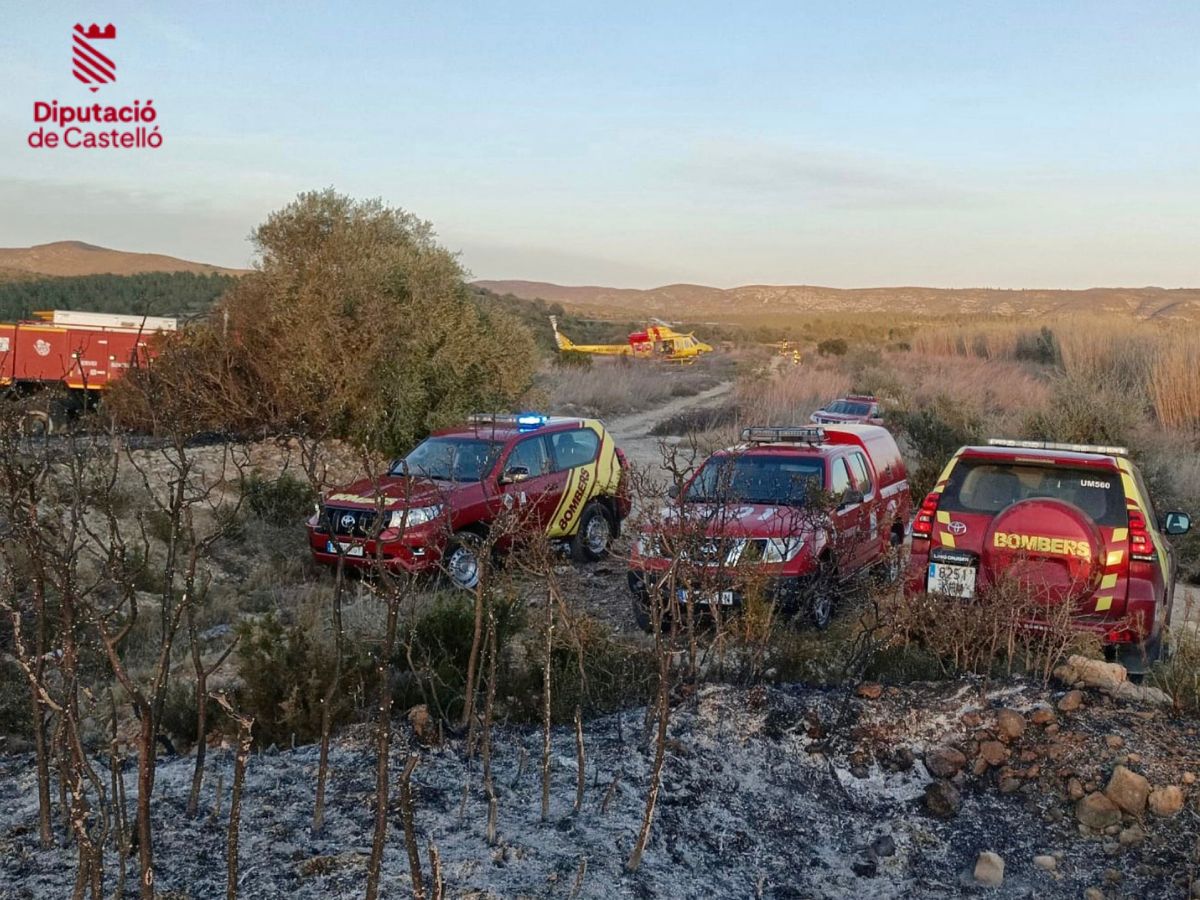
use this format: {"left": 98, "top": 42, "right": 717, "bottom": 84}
{"left": 924, "top": 780, "right": 962, "bottom": 819}
{"left": 1118, "top": 824, "right": 1145, "bottom": 846}
{"left": 856, "top": 682, "right": 884, "bottom": 700}
{"left": 869, "top": 834, "right": 896, "bottom": 859}
{"left": 1104, "top": 735, "right": 1124, "bottom": 750}
{"left": 406, "top": 704, "right": 439, "bottom": 746}
{"left": 1105, "top": 765, "right": 1150, "bottom": 816}
{"left": 999, "top": 777, "right": 1022, "bottom": 794}
{"left": 1077, "top": 791, "right": 1121, "bottom": 829}
{"left": 852, "top": 860, "right": 877, "bottom": 877}
{"left": 1183, "top": 771, "right": 1197, "bottom": 785}
{"left": 1030, "top": 706, "right": 1056, "bottom": 726}
{"left": 1045, "top": 723, "right": 1061, "bottom": 736}
{"left": 1148, "top": 785, "right": 1184, "bottom": 818}
{"left": 1058, "top": 690, "right": 1084, "bottom": 712}
{"left": 924, "top": 746, "right": 967, "bottom": 779}
{"left": 1032, "top": 854, "right": 1057, "bottom": 872}
{"left": 972, "top": 756, "right": 989, "bottom": 777}
{"left": 1068, "top": 778, "right": 1085, "bottom": 801}
{"left": 1054, "top": 655, "right": 1127, "bottom": 691}
{"left": 1084, "top": 889, "right": 1104, "bottom": 900}
{"left": 980, "top": 741, "right": 1009, "bottom": 766}
{"left": 995, "top": 709, "right": 1026, "bottom": 742}
{"left": 973, "top": 851, "right": 1005, "bottom": 887}
{"left": 1110, "top": 682, "right": 1173, "bottom": 707}
{"left": 892, "top": 747, "right": 916, "bottom": 772}
{"left": 962, "top": 711, "right": 983, "bottom": 728}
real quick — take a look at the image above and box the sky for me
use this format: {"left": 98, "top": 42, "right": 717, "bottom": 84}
{"left": 1, "top": 2, "right": 1198, "bottom": 288}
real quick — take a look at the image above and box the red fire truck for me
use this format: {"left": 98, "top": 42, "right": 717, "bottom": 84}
{"left": 0, "top": 309, "right": 176, "bottom": 433}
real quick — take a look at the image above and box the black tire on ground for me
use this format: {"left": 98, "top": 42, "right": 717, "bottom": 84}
{"left": 808, "top": 561, "right": 838, "bottom": 630}
{"left": 1117, "top": 633, "right": 1164, "bottom": 678}
{"left": 571, "top": 501, "right": 614, "bottom": 562}
{"left": 632, "top": 593, "right": 652, "bottom": 633}
{"left": 443, "top": 532, "right": 485, "bottom": 591}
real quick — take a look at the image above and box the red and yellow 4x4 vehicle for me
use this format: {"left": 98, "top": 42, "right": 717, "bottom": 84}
{"left": 307, "top": 413, "right": 630, "bottom": 589}
{"left": 629, "top": 425, "right": 911, "bottom": 630}
{"left": 906, "top": 439, "right": 1192, "bottom": 672}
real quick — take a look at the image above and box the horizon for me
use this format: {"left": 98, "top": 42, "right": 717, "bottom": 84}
{"left": 4, "top": 3, "right": 1200, "bottom": 289}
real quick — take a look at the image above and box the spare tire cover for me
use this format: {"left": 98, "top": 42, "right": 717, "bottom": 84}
{"left": 982, "top": 499, "right": 1103, "bottom": 603}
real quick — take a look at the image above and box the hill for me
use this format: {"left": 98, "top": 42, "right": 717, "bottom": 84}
{"left": 0, "top": 241, "right": 247, "bottom": 278}
{"left": 474, "top": 280, "right": 1200, "bottom": 322}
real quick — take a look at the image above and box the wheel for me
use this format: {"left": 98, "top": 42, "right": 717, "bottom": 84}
{"left": 444, "top": 532, "right": 484, "bottom": 591}
{"left": 1117, "top": 633, "right": 1164, "bottom": 678}
{"left": 20, "top": 409, "right": 52, "bottom": 439}
{"left": 571, "top": 502, "right": 614, "bottom": 562}
{"left": 628, "top": 570, "right": 654, "bottom": 632}
{"left": 808, "top": 561, "right": 838, "bottom": 630}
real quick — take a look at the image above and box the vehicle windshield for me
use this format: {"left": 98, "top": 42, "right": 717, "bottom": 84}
{"left": 825, "top": 400, "right": 872, "bottom": 416}
{"left": 390, "top": 437, "right": 502, "bottom": 483}
{"left": 685, "top": 454, "right": 825, "bottom": 506}
{"left": 939, "top": 461, "right": 1127, "bottom": 525}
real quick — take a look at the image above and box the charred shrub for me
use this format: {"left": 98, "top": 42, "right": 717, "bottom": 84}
{"left": 243, "top": 473, "right": 315, "bottom": 527}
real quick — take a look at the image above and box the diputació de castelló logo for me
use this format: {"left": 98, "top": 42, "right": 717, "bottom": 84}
{"left": 28, "top": 23, "right": 163, "bottom": 150}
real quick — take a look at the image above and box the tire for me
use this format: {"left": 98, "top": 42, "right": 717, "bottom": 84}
{"left": 20, "top": 409, "right": 52, "bottom": 439}
{"left": 571, "top": 501, "right": 614, "bottom": 562}
{"left": 443, "top": 532, "right": 484, "bottom": 591}
{"left": 628, "top": 570, "right": 654, "bottom": 632}
{"left": 808, "top": 561, "right": 838, "bottom": 630}
{"left": 1117, "top": 633, "right": 1163, "bottom": 678}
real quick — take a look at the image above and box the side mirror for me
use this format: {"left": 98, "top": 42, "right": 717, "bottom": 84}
{"left": 840, "top": 489, "right": 864, "bottom": 508}
{"left": 500, "top": 465, "right": 530, "bottom": 485}
{"left": 668, "top": 483, "right": 680, "bottom": 499}
{"left": 1164, "top": 511, "right": 1191, "bottom": 536}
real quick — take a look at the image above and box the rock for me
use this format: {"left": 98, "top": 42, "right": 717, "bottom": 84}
{"left": 869, "top": 834, "right": 896, "bottom": 859}
{"left": 1058, "top": 690, "right": 1084, "bottom": 712}
{"left": 1111, "top": 682, "right": 1173, "bottom": 707}
{"left": 973, "top": 851, "right": 1005, "bottom": 887}
{"left": 1183, "top": 771, "right": 1197, "bottom": 785}
{"left": 980, "top": 741, "right": 1009, "bottom": 766}
{"left": 1032, "top": 854, "right": 1057, "bottom": 872}
{"left": 995, "top": 709, "right": 1026, "bottom": 742}
{"left": 1105, "top": 765, "right": 1150, "bottom": 816}
{"left": 1077, "top": 791, "right": 1121, "bottom": 829}
{"left": 1068, "top": 778, "right": 1085, "bottom": 801}
{"left": 1118, "top": 824, "right": 1144, "bottom": 846}
{"left": 1054, "top": 655, "right": 1127, "bottom": 691}
{"left": 1030, "top": 706, "right": 1056, "bottom": 726}
{"left": 856, "top": 682, "right": 883, "bottom": 700}
{"left": 925, "top": 746, "right": 967, "bottom": 779}
{"left": 1045, "top": 723, "right": 1061, "bottom": 736}
{"left": 1148, "top": 785, "right": 1184, "bottom": 818}
{"left": 406, "top": 704, "right": 440, "bottom": 746}
{"left": 924, "top": 780, "right": 962, "bottom": 819}
{"left": 1084, "top": 889, "right": 1104, "bottom": 900}
{"left": 972, "top": 756, "right": 989, "bottom": 777}
{"left": 962, "top": 711, "right": 983, "bottom": 728}
{"left": 852, "top": 860, "right": 877, "bottom": 877}
{"left": 892, "top": 746, "right": 916, "bottom": 772}
{"left": 1104, "top": 734, "right": 1124, "bottom": 750}
{"left": 999, "top": 777, "right": 1022, "bottom": 794}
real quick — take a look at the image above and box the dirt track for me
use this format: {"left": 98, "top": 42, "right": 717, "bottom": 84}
{"left": 604, "top": 380, "right": 733, "bottom": 476}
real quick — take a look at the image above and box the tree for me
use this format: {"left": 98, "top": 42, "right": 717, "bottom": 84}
{"left": 109, "top": 190, "right": 538, "bottom": 454}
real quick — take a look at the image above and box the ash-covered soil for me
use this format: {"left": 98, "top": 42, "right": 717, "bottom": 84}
{"left": 2, "top": 681, "right": 1198, "bottom": 899}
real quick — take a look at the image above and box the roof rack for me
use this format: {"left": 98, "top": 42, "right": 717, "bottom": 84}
{"left": 742, "top": 425, "right": 826, "bottom": 445}
{"left": 986, "top": 438, "right": 1128, "bottom": 457}
{"left": 845, "top": 394, "right": 877, "bottom": 402}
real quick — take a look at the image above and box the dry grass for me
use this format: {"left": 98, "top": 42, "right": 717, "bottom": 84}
{"left": 1148, "top": 333, "right": 1200, "bottom": 429}
{"left": 539, "top": 357, "right": 726, "bottom": 418}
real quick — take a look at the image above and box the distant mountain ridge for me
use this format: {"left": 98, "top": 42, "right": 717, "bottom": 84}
{"left": 475, "top": 279, "right": 1200, "bottom": 321}
{"left": 0, "top": 241, "right": 247, "bottom": 279}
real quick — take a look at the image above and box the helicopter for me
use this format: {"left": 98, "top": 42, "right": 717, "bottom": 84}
{"left": 549, "top": 316, "right": 714, "bottom": 363}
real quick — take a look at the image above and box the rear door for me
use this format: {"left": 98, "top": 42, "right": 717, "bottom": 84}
{"left": 846, "top": 450, "right": 882, "bottom": 567}
{"left": 829, "top": 455, "right": 868, "bottom": 570}
{"left": 545, "top": 427, "right": 601, "bottom": 537}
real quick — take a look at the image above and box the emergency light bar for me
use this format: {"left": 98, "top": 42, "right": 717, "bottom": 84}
{"left": 468, "top": 412, "right": 549, "bottom": 431}
{"left": 986, "top": 438, "right": 1129, "bottom": 457}
{"left": 741, "top": 426, "right": 826, "bottom": 444}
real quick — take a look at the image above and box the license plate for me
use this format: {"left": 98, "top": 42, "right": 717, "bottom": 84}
{"left": 676, "top": 588, "right": 735, "bottom": 606}
{"left": 326, "top": 541, "right": 365, "bottom": 557}
{"left": 928, "top": 562, "right": 976, "bottom": 599}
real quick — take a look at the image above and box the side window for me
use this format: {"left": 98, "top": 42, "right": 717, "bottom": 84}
{"left": 847, "top": 452, "right": 873, "bottom": 496}
{"left": 506, "top": 436, "right": 550, "bottom": 476}
{"left": 549, "top": 428, "right": 600, "bottom": 472}
{"left": 830, "top": 457, "right": 852, "bottom": 497}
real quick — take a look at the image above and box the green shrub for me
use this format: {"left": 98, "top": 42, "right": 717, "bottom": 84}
{"left": 887, "top": 396, "right": 983, "bottom": 499}
{"left": 243, "top": 473, "right": 315, "bottom": 527}
{"left": 1021, "top": 373, "right": 1142, "bottom": 447}
{"left": 1014, "top": 326, "right": 1059, "bottom": 366}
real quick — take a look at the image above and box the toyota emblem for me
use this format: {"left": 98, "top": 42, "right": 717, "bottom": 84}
{"left": 947, "top": 520, "right": 967, "bottom": 535}
{"left": 339, "top": 513, "right": 357, "bottom": 530}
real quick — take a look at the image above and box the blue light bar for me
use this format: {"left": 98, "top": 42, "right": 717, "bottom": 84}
{"left": 516, "top": 413, "right": 548, "bottom": 430}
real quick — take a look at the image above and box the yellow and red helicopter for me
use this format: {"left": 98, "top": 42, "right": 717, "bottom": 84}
{"left": 549, "top": 316, "right": 714, "bottom": 363}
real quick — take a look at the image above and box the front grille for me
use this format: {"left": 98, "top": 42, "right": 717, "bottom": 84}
{"left": 323, "top": 506, "right": 378, "bottom": 538}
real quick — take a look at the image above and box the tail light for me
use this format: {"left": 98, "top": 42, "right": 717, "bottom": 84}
{"left": 912, "top": 491, "right": 940, "bottom": 539}
{"left": 1127, "top": 509, "right": 1154, "bottom": 561}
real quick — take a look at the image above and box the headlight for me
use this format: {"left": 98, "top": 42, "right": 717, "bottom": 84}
{"left": 388, "top": 505, "right": 442, "bottom": 530}
{"left": 760, "top": 537, "right": 803, "bottom": 563}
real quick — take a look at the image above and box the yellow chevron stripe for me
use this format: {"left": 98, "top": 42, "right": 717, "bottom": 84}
{"left": 936, "top": 511, "right": 951, "bottom": 525}
{"left": 1106, "top": 549, "right": 1124, "bottom": 567}
{"left": 1111, "top": 527, "right": 1127, "bottom": 542}
{"left": 1095, "top": 596, "right": 1113, "bottom": 612}
{"left": 940, "top": 533, "right": 956, "bottom": 549}
{"left": 1100, "top": 572, "right": 1118, "bottom": 590}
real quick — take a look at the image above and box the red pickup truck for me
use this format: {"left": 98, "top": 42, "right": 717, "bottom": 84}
{"left": 629, "top": 424, "right": 911, "bottom": 630}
